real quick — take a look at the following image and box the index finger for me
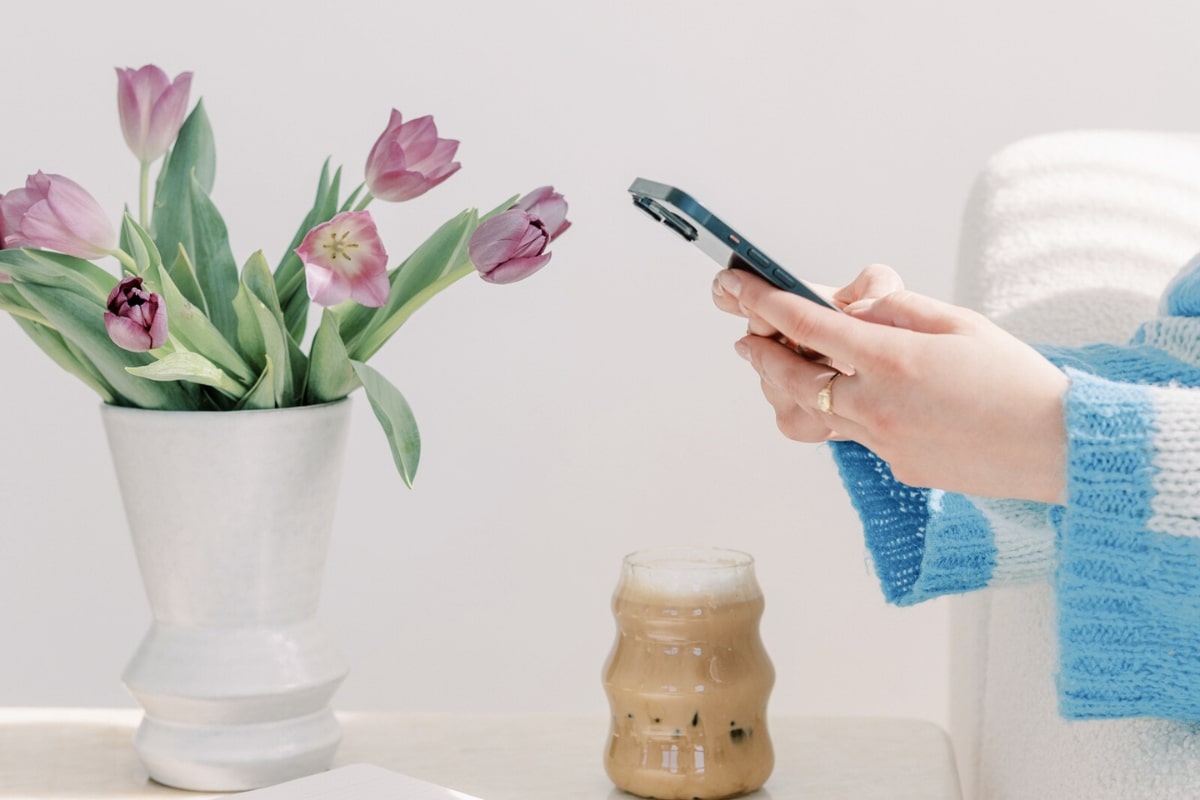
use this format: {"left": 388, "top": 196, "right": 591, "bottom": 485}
{"left": 718, "top": 269, "right": 888, "bottom": 367}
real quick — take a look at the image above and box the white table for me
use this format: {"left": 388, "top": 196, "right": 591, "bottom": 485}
{"left": 0, "top": 709, "right": 961, "bottom": 799}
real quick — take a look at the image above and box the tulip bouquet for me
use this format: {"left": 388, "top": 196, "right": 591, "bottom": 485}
{"left": 0, "top": 66, "right": 569, "bottom": 486}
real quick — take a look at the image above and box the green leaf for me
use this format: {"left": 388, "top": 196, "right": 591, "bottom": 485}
{"left": 241, "top": 251, "right": 301, "bottom": 405}
{"left": 1, "top": 281, "right": 117, "bottom": 401}
{"left": 276, "top": 160, "right": 344, "bottom": 342}
{"left": 13, "top": 282, "right": 193, "bottom": 409}
{"left": 187, "top": 173, "right": 240, "bottom": 343}
{"left": 232, "top": 281, "right": 268, "bottom": 372}
{"left": 339, "top": 208, "right": 477, "bottom": 358}
{"left": 119, "top": 214, "right": 160, "bottom": 275}
{"left": 151, "top": 100, "right": 238, "bottom": 343}
{"left": 351, "top": 360, "right": 420, "bottom": 487}
{"left": 306, "top": 309, "right": 360, "bottom": 403}
{"left": 153, "top": 100, "right": 216, "bottom": 205}
{"left": 0, "top": 249, "right": 116, "bottom": 302}
{"left": 236, "top": 355, "right": 277, "bottom": 410}
{"left": 8, "top": 313, "right": 116, "bottom": 402}
{"left": 247, "top": 290, "right": 287, "bottom": 405}
{"left": 142, "top": 260, "right": 255, "bottom": 386}
{"left": 0, "top": 282, "right": 46, "bottom": 325}
{"left": 166, "top": 243, "right": 209, "bottom": 316}
{"left": 126, "top": 352, "right": 245, "bottom": 399}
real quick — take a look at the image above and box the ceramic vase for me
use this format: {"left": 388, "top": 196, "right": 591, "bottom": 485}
{"left": 100, "top": 399, "right": 352, "bottom": 791}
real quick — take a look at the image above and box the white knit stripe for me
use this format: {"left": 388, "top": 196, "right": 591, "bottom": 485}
{"left": 971, "top": 497, "right": 1057, "bottom": 583}
{"left": 1147, "top": 384, "right": 1200, "bottom": 538}
{"left": 1136, "top": 317, "right": 1200, "bottom": 368}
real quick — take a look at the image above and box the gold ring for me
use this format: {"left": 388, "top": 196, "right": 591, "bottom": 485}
{"left": 817, "top": 372, "right": 842, "bottom": 415}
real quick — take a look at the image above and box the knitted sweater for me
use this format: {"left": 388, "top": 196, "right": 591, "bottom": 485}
{"left": 832, "top": 256, "right": 1200, "bottom": 722}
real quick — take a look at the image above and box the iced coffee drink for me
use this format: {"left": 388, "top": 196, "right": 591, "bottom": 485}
{"left": 602, "top": 548, "right": 774, "bottom": 800}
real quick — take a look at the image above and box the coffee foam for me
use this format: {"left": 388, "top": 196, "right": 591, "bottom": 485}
{"left": 619, "top": 547, "right": 760, "bottom": 603}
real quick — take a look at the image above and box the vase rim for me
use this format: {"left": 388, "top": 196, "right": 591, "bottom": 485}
{"left": 99, "top": 397, "right": 351, "bottom": 418}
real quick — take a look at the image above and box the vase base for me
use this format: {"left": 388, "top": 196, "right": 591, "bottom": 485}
{"left": 134, "top": 707, "right": 342, "bottom": 791}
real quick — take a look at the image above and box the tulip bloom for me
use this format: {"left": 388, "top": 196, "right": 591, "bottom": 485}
{"left": 468, "top": 186, "right": 570, "bottom": 284}
{"left": 116, "top": 65, "right": 193, "bottom": 163}
{"left": 105, "top": 276, "right": 168, "bottom": 352}
{"left": 364, "top": 110, "right": 460, "bottom": 202}
{"left": 468, "top": 210, "right": 555, "bottom": 284}
{"left": 1, "top": 172, "right": 117, "bottom": 260}
{"left": 295, "top": 211, "right": 390, "bottom": 307}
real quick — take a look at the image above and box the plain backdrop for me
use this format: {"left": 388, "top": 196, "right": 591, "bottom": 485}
{"left": 4, "top": 0, "right": 1200, "bottom": 733}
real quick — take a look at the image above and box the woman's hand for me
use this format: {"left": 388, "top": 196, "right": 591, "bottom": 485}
{"left": 712, "top": 266, "right": 1069, "bottom": 504}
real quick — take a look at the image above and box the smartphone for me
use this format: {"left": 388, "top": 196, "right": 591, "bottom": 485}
{"left": 628, "top": 178, "right": 837, "bottom": 310}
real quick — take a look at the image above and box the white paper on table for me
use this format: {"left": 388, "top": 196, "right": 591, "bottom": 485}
{"left": 235, "top": 764, "right": 485, "bottom": 799}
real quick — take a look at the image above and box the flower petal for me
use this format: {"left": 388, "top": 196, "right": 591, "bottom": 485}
{"left": 305, "top": 261, "right": 352, "bottom": 306}
{"left": 296, "top": 210, "right": 390, "bottom": 307}
{"left": 105, "top": 311, "right": 154, "bottom": 352}
{"left": 480, "top": 253, "right": 552, "bottom": 284}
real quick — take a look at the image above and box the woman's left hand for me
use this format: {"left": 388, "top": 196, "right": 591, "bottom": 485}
{"left": 714, "top": 267, "right": 1070, "bottom": 504}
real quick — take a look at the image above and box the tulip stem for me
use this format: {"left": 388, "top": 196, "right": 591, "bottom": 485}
{"left": 352, "top": 261, "right": 474, "bottom": 360}
{"left": 353, "top": 191, "right": 374, "bottom": 212}
{"left": 110, "top": 248, "right": 138, "bottom": 274}
{"left": 138, "top": 162, "right": 151, "bottom": 229}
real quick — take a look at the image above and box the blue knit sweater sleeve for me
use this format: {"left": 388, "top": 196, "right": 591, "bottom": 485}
{"left": 831, "top": 261, "right": 1200, "bottom": 721}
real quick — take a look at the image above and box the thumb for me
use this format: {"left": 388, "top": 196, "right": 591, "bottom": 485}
{"left": 844, "top": 290, "right": 969, "bottom": 334}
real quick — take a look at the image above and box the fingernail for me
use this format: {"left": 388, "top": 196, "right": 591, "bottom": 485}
{"left": 712, "top": 276, "right": 724, "bottom": 296}
{"left": 717, "top": 270, "right": 742, "bottom": 297}
{"left": 734, "top": 340, "right": 750, "bottom": 360}
{"left": 843, "top": 298, "right": 876, "bottom": 316}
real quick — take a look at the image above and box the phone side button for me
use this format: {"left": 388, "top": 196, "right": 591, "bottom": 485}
{"left": 745, "top": 247, "right": 771, "bottom": 268}
{"left": 769, "top": 267, "right": 797, "bottom": 288}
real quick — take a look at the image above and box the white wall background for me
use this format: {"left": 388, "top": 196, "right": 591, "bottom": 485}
{"left": 3, "top": 0, "right": 1200, "bottom": 732}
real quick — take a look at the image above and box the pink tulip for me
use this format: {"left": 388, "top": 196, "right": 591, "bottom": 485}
{"left": 116, "top": 65, "right": 193, "bottom": 163}
{"left": 515, "top": 186, "right": 571, "bottom": 241}
{"left": 105, "top": 276, "right": 168, "bottom": 352}
{"left": 295, "top": 210, "right": 390, "bottom": 307}
{"left": 468, "top": 210, "right": 554, "bottom": 284}
{"left": 1, "top": 172, "right": 117, "bottom": 260}
{"left": 364, "top": 110, "right": 460, "bottom": 202}
{"left": 468, "top": 186, "right": 570, "bottom": 284}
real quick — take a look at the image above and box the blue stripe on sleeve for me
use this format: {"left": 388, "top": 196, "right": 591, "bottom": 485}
{"left": 830, "top": 441, "right": 995, "bottom": 606}
{"left": 1057, "top": 369, "right": 1200, "bottom": 720}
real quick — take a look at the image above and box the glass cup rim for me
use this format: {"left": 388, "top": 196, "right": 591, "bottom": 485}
{"left": 622, "top": 546, "right": 754, "bottom": 572}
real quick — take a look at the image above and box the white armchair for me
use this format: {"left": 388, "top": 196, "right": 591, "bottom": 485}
{"left": 950, "top": 131, "right": 1200, "bottom": 799}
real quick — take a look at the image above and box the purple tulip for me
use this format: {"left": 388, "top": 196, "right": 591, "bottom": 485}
{"left": 105, "top": 276, "right": 168, "bottom": 352}
{"left": 295, "top": 210, "right": 391, "bottom": 307}
{"left": 364, "top": 110, "right": 461, "bottom": 202}
{"left": 1, "top": 172, "right": 117, "bottom": 260}
{"left": 116, "top": 65, "right": 193, "bottom": 163}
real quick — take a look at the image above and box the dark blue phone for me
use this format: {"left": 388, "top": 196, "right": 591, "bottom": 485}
{"left": 628, "top": 178, "right": 837, "bottom": 311}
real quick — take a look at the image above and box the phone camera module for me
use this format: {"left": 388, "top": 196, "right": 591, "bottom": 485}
{"left": 660, "top": 212, "right": 697, "bottom": 242}
{"left": 632, "top": 196, "right": 664, "bottom": 222}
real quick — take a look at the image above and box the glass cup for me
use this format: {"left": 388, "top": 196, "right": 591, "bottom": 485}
{"left": 602, "top": 547, "right": 775, "bottom": 800}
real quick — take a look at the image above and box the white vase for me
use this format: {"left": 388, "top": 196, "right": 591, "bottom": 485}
{"left": 101, "top": 399, "right": 352, "bottom": 791}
